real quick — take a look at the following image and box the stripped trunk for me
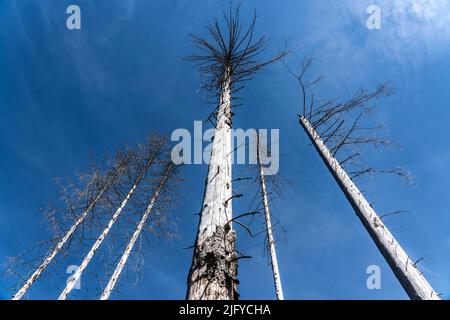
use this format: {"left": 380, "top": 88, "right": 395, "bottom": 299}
{"left": 187, "top": 74, "right": 238, "bottom": 300}
{"left": 299, "top": 116, "right": 440, "bottom": 300}
{"left": 58, "top": 158, "right": 154, "bottom": 300}
{"left": 257, "top": 135, "right": 284, "bottom": 300}
{"left": 12, "top": 180, "right": 112, "bottom": 300}
{"left": 100, "top": 164, "right": 173, "bottom": 300}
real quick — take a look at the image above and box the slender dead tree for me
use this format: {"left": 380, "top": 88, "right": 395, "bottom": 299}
{"left": 256, "top": 134, "right": 284, "bottom": 300}
{"left": 100, "top": 161, "right": 177, "bottom": 300}
{"left": 11, "top": 152, "right": 131, "bottom": 300}
{"left": 288, "top": 57, "right": 440, "bottom": 300}
{"left": 186, "top": 5, "right": 286, "bottom": 300}
{"left": 58, "top": 135, "right": 167, "bottom": 300}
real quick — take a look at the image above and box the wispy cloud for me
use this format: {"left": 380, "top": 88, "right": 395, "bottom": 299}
{"left": 344, "top": 0, "right": 450, "bottom": 61}
{"left": 298, "top": 0, "right": 450, "bottom": 71}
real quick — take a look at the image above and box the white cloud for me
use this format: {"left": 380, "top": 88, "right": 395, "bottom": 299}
{"left": 346, "top": 0, "right": 450, "bottom": 60}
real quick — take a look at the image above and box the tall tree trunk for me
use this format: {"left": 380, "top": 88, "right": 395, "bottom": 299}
{"left": 257, "top": 135, "right": 284, "bottom": 300}
{"left": 187, "top": 75, "right": 238, "bottom": 300}
{"left": 58, "top": 158, "right": 154, "bottom": 300}
{"left": 100, "top": 164, "right": 173, "bottom": 300}
{"left": 299, "top": 116, "right": 440, "bottom": 300}
{"left": 12, "top": 181, "right": 111, "bottom": 300}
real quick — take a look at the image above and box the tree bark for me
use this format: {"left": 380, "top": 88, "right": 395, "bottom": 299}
{"left": 100, "top": 164, "right": 172, "bottom": 300}
{"left": 299, "top": 116, "right": 440, "bottom": 300}
{"left": 58, "top": 182, "right": 138, "bottom": 300}
{"left": 58, "top": 157, "right": 154, "bottom": 300}
{"left": 257, "top": 135, "right": 284, "bottom": 300}
{"left": 12, "top": 182, "right": 110, "bottom": 300}
{"left": 187, "top": 75, "right": 238, "bottom": 300}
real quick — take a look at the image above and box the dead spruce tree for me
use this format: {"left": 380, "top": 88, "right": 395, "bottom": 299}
{"left": 11, "top": 151, "right": 131, "bottom": 300}
{"left": 186, "top": 6, "right": 286, "bottom": 300}
{"left": 100, "top": 161, "right": 179, "bottom": 300}
{"left": 58, "top": 134, "right": 167, "bottom": 300}
{"left": 287, "top": 57, "right": 440, "bottom": 300}
{"left": 255, "top": 133, "right": 284, "bottom": 300}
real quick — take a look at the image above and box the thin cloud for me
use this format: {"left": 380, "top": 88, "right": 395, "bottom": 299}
{"left": 345, "top": 0, "right": 450, "bottom": 61}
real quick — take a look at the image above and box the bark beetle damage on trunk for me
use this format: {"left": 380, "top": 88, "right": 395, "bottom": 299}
{"left": 187, "top": 75, "right": 238, "bottom": 300}
{"left": 186, "top": 6, "right": 286, "bottom": 299}
{"left": 188, "top": 226, "right": 238, "bottom": 300}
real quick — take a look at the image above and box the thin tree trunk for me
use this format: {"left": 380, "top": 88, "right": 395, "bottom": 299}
{"left": 58, "top": 183, "right": 138, "bottom": 300}
{"left": 58, "top": 158, "right": 154, "bottom": 300}
{"left": 100, "top": 164, "right": 172, "bottom": 300}
{"left": 12, "top": 182, "right": 110, "bottom": 300}
{"left": 187, "top": 74, "right": 238, "bottom": 300}
{"left": 257, "top": 135, "right": 284, "bottom": 300}
{"left": 299, "top": 116, "right": 440, "bottom": 300}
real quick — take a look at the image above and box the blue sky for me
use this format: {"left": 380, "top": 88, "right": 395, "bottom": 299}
{"left": 1, "top": 0, "right": 450, "bottom": 300}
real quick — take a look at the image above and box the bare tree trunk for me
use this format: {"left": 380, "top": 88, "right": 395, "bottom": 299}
{"left": 299, "top": 116, "right": 440, "bottom": 300}
{"left": 58, "top": 157, "right": 154, "bottom": 300}
{"left": 257, "top": 135, "right": 284, "bottom": 300}
{"left": 185, "top": 5, "right": 286, "bottom": 299}
{"left": 58, "top": 183, "right": 138, "bottom": 300}
{"left": 187, "top": 75, "right": 238, "bottom": 300}
{"left": 12, "top": 182, "right": 110, "bottom": 300}
{"left": 100, "top": 164, "right": 173, "bottom": 300}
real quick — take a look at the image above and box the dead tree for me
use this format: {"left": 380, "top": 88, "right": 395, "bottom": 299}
{"left": 11, "top": 151, "right": 131, "bottom": 300}
{"left": 100, "top": 161, "right": 178, "bottom": 300}
{"left": 58, "top": 135, "right": 167, "bottom": 300}
{"left": 287, "top": 57, "right": 440, "bottom": 300}
{"left": 186, "top": 5, "right": 286, "bottom": 300}
{"left": 256, "top": 133, "right": 284, "bottom": 300}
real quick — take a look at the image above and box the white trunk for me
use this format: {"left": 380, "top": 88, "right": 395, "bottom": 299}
{"left": 58, "top": 178, "right": 142, "bottom": 300}
{"left": 187, "top": 75, "right": 238, "bottom": 300}
{"left": 257, "top": 136, "right": 284, "bottom": 300}
{"left": 300, "top": 116, "right": 440, "bottom": 300}
{"left": 100, "top": 166, "right": 171, "bottom": 300}
{"left": 12, "top": 184, "right": 109, "bottom": 300}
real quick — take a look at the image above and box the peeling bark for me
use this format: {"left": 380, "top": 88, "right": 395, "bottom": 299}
{"left": 257, "top": 135, "right": 284, "bottom": 300}
{"left": 188, "top": 226, "right": 238, "bottom": 300}
{"left": 186, "top": 5, "right": 285, "bottom": 299}
{"left": 300, "top": 116, "right": 440, "bottom": 300}
{"left": 187, "top": 76, "right": 238, "bottom": 300}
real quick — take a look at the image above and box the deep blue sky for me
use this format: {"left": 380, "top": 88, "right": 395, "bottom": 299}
{"left": 1, "top": 0, "right": 450, "bottom": 300}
